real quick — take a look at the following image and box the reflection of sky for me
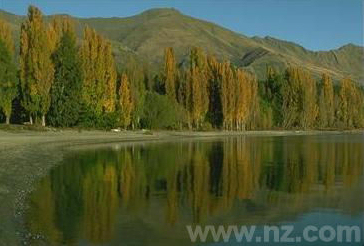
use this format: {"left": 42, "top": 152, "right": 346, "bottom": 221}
{"left": 212, "top": 212, "right": 363, "bottom": 246}
{"left": 1, "top": 0, "right": 362, "bottom": 51}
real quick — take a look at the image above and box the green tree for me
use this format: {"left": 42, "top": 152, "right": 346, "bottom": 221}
{"left": 142, "top": 92, "right": 185, "bottom": 129}
{"left": 262, "top": 66, "right": 284, "bottom": 126}
{"left": 48, "top": 30, "right": 83, "bottom": 127}
{"left": 20, "top": 6, "right": 54, "bottom": 126}
{"left": 125, "top": 56, "right": 146, "bottom": 129}
{"left": 0, "top": 40, "right": 18, "bottom": 124}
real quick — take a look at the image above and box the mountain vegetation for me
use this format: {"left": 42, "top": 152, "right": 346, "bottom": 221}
{"left": 0, "top": 6, "right": 363, "bottom": 130}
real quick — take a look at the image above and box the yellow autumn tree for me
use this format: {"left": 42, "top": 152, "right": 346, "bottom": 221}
{"left": 220, "top": 62, "right": 235, "bottom": 130}
{"left": 47, "top": 16, "right": 75, "bottom": 53}
{"left": 80, "top": 26, "right": 117, "bottom": 115}
{"left": 235, "top": 69, "right": 251, "bottom": 130}
{"left": 282, "top": 67, "right": 302, "bottom": 128}
{"left": 338, "top": 77, "right": 364, "bottom": 128}
{"left": 0, "top": 19, "right": 17, "bottom": 125}
{"left": 0, "top": 19, "right": 14, "bottom": 53}
{"left": 119, "top": 73, "right": 134, "bottom": 129}
{"left": 20, "top": 6, "right": 54, "bottom": 126}
{"left": 163, "top": 47, "right": 177, "bottom": 101}
{"left": 300, "top": 70, "right": 318, "bottom": 129}
{"left": 318, "top": 73, "right": 334, "bottom": 128}
{"left": 185, "top": 48, "right": 209, "bottom": 129}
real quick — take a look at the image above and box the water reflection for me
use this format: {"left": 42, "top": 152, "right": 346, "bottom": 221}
{"left": 25, "top": 135, "right": 364, "bottom": 245}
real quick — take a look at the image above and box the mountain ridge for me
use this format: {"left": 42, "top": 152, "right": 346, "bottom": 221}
{"left": 0, "top": 8, "right": 363, "bottom": 83}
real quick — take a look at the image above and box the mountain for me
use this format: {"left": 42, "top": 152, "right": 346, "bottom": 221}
{"left": 1, "top": 8, "right": 363, "bottom": 83}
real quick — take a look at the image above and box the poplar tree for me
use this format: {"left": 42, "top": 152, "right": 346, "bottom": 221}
{"left": 301, "top": 70, "right": 318, "bottom": 129}
{"left": 248, "top": 74, "right": 259, "bottom": 130}
{"left": 220, "top": 62, "right": 234, "bottom": 130}
{"left": 119, "top": 73, "right": 133, "bottom": 129}
{"left": 185, "top": 48, "right": 209, "bottom": 129}
{"left": 0, "top": 38, "right": 17, "bottom": 124}
{"left": 47, "top": 16, "right": 75, "bottom": 53}
{"left": 206, "top": 55, "right": 223, "bottom": 128}
{"left": 318, "top": 73, "right": 334, "bottom": 128}
{"left": 338, "top": 77, "right": 364, "bottom": 128}
{"left": 80, "top": 26, "right": 117, "bottom": 115}
{"left": 0, "top": 19, "right": 17, "bottom": 125}
{"left": 125, "top": 56, "right": 146, "bottom": 129}
{"left": 0, "top": 19, "right": 14, "bottom": 53}
{"left": 235, "top": 69, "right": 251, "bottom": 130}
{"left": 163, "top": 47, "right": 177, "bottom": 101}
{"left": 282, "top": 67, "right": 302, "bottom": 128}
{"left": 20, "top": 6, "right": 54, "bottom": 126}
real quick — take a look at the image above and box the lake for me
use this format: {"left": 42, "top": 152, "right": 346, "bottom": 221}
{"left": 24, "top": 134, "right": 363, "bottom": 245}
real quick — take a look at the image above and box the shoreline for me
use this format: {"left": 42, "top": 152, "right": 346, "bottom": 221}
{"left": 0, "top": 129, "right": 363, "bottom": 245}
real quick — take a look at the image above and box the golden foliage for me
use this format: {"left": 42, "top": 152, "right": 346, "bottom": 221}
{"left": 0, "top": 19, "right": 14, "bottom": 54}
{"left": 119, "top": 73, "right": 134, "bottom": 129}
{"left": 80, "top": 26, "right": 117, "bottom": 114}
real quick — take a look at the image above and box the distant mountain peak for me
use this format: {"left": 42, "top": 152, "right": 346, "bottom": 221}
{"left": 338, "top": 43, "right": 362, "bottom": 50}
{"left": 139, "top": 8, "right": 181, "bottom": 17}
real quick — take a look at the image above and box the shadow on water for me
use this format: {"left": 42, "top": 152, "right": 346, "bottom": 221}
{"left": 25, "top": 134, "right": 364, "bottom": 245}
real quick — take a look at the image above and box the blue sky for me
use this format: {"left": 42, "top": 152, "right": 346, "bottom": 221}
{"left": 0, "top": 0, "right": 362, "bottom": 51}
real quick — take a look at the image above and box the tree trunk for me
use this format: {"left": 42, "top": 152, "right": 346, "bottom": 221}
{"left": 6, "top": 116, "right": 10, "bottom": 125}
{"left": 30, "top": 115, "right": 33, "bottom": 125}
{"left": 42, "top": 115, "right": 46, "bottom": 127}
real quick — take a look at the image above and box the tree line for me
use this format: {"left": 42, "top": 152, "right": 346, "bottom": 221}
{"left": 0, "top": 6, "right": 363, "bottom": 130}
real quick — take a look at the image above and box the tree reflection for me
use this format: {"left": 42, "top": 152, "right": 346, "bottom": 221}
{"left": 26, "top": 135, "right": 364, "bottom": 244}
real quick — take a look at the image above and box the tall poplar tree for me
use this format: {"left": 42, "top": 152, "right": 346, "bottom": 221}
{"left": 20, "top": 6, "right": 54, "bottom": 126}
{"left": 0, "top": 19, "right": 14, "bottom": 53}
{"left": 206, "top": 55, "right": 223, "bottom": 127}
{"left": 301, "top": 70, "right": 318, "bottom": 129}
{"left": 119, "top": 73, "right": 133, "bottom": 129}
{"left": 163, "top": 47, "right": 177, "bottom": 101}
{"left": 282, "top": 67, "right": 302, "bottom": 128}
{"left": 47, "top": 16, "right": 75, "bottom": 53}
{"left": 0, "top": 37, "right": 17, "bottom": 124}
{"left": 185, "top": 48, "right": 209, "bottom": 129}
{"left": 125, "top": 56, "right": 146, "bottom": 129}
{"left": 318, "top": 73, "right": 334, "bottom": 128}
{"left": 0, "top": 19, "right": 17, "bottom": 125}
{"left": 221, "top": 62, "right": 234, "bottom": 130}
{"left": 338, "top": 77, "right": 364, "bottom": 128}
{"left": 80, "top": 26, "right": 117, "bottom": 115}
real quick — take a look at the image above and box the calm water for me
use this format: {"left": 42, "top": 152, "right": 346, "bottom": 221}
{"left": 25, "top": 134, "right": 363, "bottom": 245}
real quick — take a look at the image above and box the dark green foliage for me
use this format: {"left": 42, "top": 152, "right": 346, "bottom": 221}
{"left": 207, "top": 73, "right": 223, "bottom": 128}
{"left": 260, "top": 68, "right": 284, "bottom": 126}
{"left": 48, "top": 32, "right": 82, "bottom": 127}
{"left": 78, "top": 104, "right": 119, "bottom": 129}
{"left": 141, "top": 92, "right": 185, "bottom": 129}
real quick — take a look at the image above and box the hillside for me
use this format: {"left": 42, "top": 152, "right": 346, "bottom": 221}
{"left": 1, "top": 8, "right": 363, "bottom": 83}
